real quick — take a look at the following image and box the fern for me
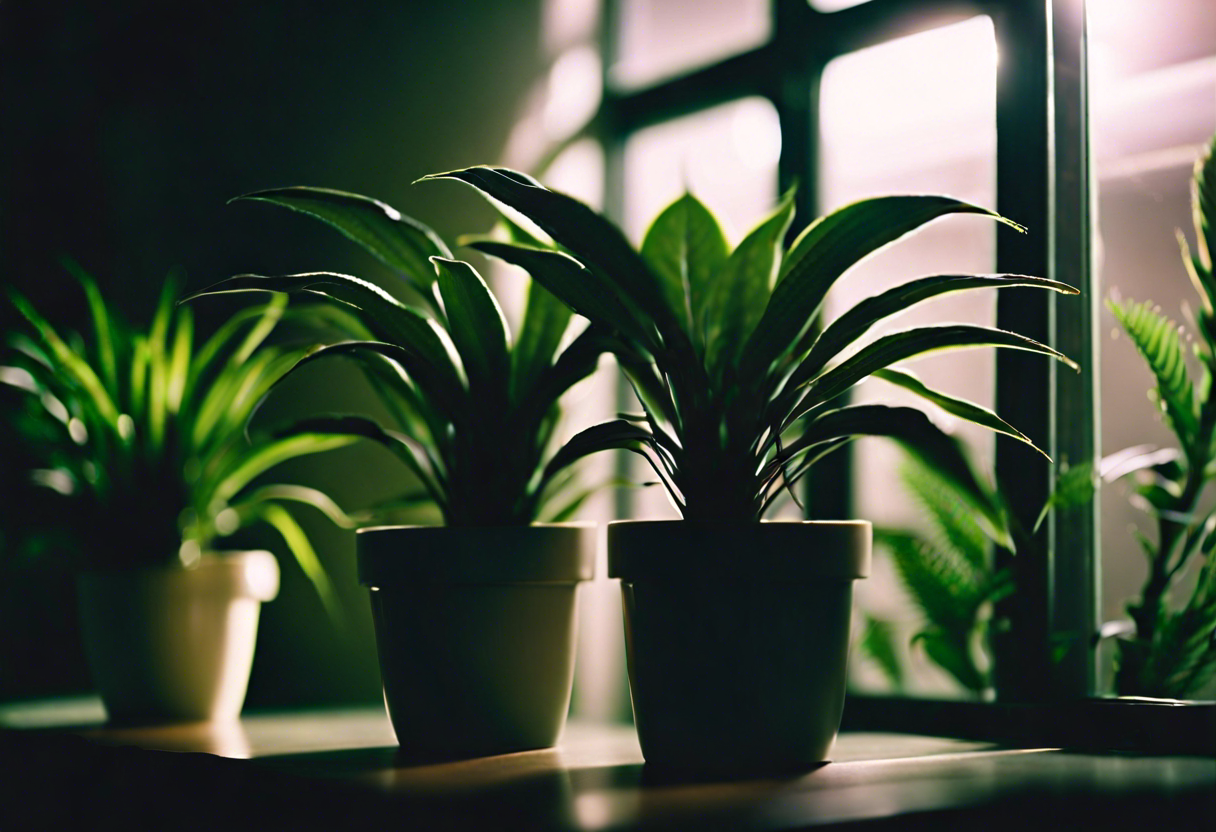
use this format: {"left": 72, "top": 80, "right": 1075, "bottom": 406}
{"left": 1108, "top": 299, "right": 1197, "bottom": 446}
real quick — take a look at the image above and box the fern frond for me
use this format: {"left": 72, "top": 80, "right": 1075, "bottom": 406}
{"left": 1109, "top": 298, "right": 1197, "bottom": 446}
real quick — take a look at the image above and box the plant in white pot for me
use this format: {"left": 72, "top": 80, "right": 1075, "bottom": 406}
{"left": 1, "top": 264, "right": 364, "bottom": 723}
{"left": 425, "top": 166, "right": 1079, "bottom": 773}
{"left": 187, "top": 187, "right": 628, "bottom": 759}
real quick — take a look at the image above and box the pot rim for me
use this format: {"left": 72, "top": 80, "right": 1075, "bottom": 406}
{"left": 77, "top": 549, "right": 280, "bottom": 601}
{"left": 608, "top": 519, "right": 870, "bottom": 582}
{"left": 357, "top": 523, "right": 596, "bottom": 587}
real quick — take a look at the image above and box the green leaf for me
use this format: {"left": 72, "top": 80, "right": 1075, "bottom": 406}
{"left": 740, "top": 195, "right": 1026, "bottom": 378}
{"left": 640, "top": 192, "right": 730, "bottom": 344}
{"left": 183, "top": 274, "right": 466, "bottom": 411}
{"left": 511, "top": 279, "right": 574, "bottom": 402}
{"left": 1108, "top": 298, "right": 1197, "bottom": 445}
{"left": 208, "top": 433, "right": 357, "bottom": 508}
{"left": 421, "top": 166, "right": 678, "bottom": 334}
{"left": 270, "top": 414, "right": 446, "bottom": 507}
{"left": 470, "top": 240, "right": 654, "bottom": 349}
{"left": 541, "top": 419, "right": 653, "bottom": 485}
{"left": 61, "top": 258, "right": 119, "bottom": 393}
{"left": 789, "top": 324, "right": 1076, "bottom": 425}
{"left": 918, "top": 630, "right": 988, "bottom": 695}
{"left": 232, "top": 186, "right": 452, "bottom": 290}
{"left": 872, "top": 367, "right": 1046, "bottom": 458}
{"left": 859, "top": 614, "right": 905, "bottom": 690}
{"left": 705, "top": 188, "right": 796, "bottom": 373}
{"left": 431, "top": 257, "right": 510, "bottom": 398}
{"left": 793, "top": 273, "right": 1078, "bottom": 388}
{"left": 792, "top": 405, "right": 1008, "bottom": 547}
{"left": 1034, "top": 460, "right": 1098, "bottom": 533}
{"left": 901, "top": 459, "right": 990, "bottom": 573}
{"left": 252, "top": 502, "right": 342, "bottom": 624}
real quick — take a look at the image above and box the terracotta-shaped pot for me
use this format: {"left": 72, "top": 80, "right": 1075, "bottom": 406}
{"left": 609, "top": 520, "right": 870, "bottom": 774}
{"left": 76, "top": 550, "right": 280, "bottom": 724}
{"left": 357, "top": 523, "right": 594, "bottom": 760}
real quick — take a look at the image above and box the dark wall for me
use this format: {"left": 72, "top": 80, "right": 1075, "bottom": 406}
{"left": 0, "top": 0, "right": 545, "bottom": 706}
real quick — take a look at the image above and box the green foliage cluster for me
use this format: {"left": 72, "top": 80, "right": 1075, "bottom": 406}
{"left": 1, "top": 264, "right": 365, "bottom": 612}
{"left": 424, "top": 167, "right": 1078, "bottom": 524}
{"left": 187, "top": 187, "right": 621, "bottom": 526}
{"left": 1104, "top": 134, "right": 1216, "bottom": 698}
{"left": 863, "top": 460, "right": 1013, "bottom": 697}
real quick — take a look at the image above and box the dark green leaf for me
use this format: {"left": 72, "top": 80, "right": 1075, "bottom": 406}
{"left": 705, "top": 189, "right": 796, "bottom": 373}
{"left": 511, "top": 279, "right": 574, "bottom": 402}
{"left": 421, "top": 166, "right": 677, "bottom": 333}
{"left": 640, "top": 193, "right": 729, "bottom": 344}
{"left": 470, "top": 240, "right": 654, "bottom": 349}
{"left": 859, "top": 614, "right": 905, "bottom": 690}
{"left": 793, "top": 273, "right": 1078, "bottom": 388}
{"left": 872, "top": 367, "right": 1046, "bottom": 458}
{"left": 232, "top": 186, "right": 451, "bottom": 288}
{"left": 740, "top": 195, "right": 1026, "bottom": 377}
{"left": 431, "top": 257, "right": 510, "bottom": 398}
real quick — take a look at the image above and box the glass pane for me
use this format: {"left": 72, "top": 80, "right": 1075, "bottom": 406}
{"left": 819, "top": 16, "right": 998, "bottom": 698}
{"left": 622, "top": 97, "right": 781, "bottom": 519}
{"left": 1089, "top": 0, "right": 1216, "bottom": 696}
{"left": 612, "top": 0, "right": 769, "bottom": 89}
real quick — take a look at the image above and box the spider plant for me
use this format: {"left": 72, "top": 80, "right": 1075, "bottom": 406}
{"left": 1, "top": 262, "right": 365, "bottom": 614}
{"left": 1101, "top": 134, "right": 1216, "bottom": 698}
{"left": 183, "top": 186, "right": 619, "bottom": 526}
{"left": 422, "top": 167, "right": 1080, "bottom": 528}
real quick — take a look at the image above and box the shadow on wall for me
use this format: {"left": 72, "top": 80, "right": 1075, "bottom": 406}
{"left": 0, "top": 0, "right": 545, "bottom": 708}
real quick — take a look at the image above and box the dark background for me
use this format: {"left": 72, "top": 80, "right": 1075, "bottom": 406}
{"left": 0, "top": 0, "right": 546, "bottom": 707}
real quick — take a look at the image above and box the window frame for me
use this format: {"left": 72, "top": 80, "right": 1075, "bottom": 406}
{"left": 597, "top": 0, "right": 1100, "bottom": 706}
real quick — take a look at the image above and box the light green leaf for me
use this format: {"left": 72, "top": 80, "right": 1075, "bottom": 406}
{"left": 1108, "top": 298, "right": 1196, "bottom": 445}
{"left": 640, "top": 193, "right": 729, "bottom": 344}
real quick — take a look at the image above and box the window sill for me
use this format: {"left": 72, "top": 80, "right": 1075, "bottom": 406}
{"left": 1, "top": 697, "right": 1212, "bottom": 830}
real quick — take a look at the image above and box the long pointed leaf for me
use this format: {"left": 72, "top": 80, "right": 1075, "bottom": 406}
{"left": 512, "top": 279, "right": 573, "bottom": 402}
{"left": 233, "top": 186, "right": 451, "bottom": 291}
{"left": 421, "top": 166, "right": 678, "bottom": 332}
{"left": 740, "top": 195, "right": 1026, "bottom": 377}
{"left": 706, "top": 188, "right": 796, "bottom": 373}
{"left": 788, "top": 324, "right": 1076, "bottom": 425}
{"left": 792, "top": 273, "right": 1078, "bottom": 389}
{"left": 431, "top": 257, "right": 510, "bottom": 399}
{"left": 871, "top": 367, "right": 1047, "bottom": 458}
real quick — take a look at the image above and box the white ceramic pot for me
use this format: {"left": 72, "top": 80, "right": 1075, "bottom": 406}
{"left": 357, "top": 524, "right": 594, "bottom": 760}
{"left": 609, "top": 520, "right": 871, "bottom": 774}
{"left": 76, "top": 550, "right": 280, "bottom": 724}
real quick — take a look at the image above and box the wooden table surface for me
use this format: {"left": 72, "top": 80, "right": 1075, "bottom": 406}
{"left": 1, "top": 697, "right": 1212, "bottom": 830}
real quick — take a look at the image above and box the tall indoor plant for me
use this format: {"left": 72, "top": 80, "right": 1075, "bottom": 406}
{"left": 187, "top": 187, "right": 626, "bottom": 758}
{"left": 426, "top": 166, "right": 1079, "bottom": 772}
{"left": 1, "top": 265, "right": 361, "bottom": 722}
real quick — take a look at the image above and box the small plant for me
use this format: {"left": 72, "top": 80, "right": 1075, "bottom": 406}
{"left": 1, "top": 263, "right": 366, "bottom": 613}
{"left": 185, "top": 187, "right": 621, "bottom": 526}
{"left": 424, "top": 167, "right": 1079, "bottom": 526}
{"left": 1103, "top": 134, "right": 1216, "bottom": 699}
{"left": 861, "top": 457, "right": 1012, "bottom": 698}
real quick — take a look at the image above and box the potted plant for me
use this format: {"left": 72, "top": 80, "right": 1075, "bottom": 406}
{"left": 1, "top": 264, "right": 364, "bottom": 723}
{"left": 424, "top": 166, "right": 1079, "bottom": 773}
{"left": 186, "top": 187, "right": 628, "bottom": 759}
{"left": 1100, "top": 134, "right": 1216, "bottom": 699}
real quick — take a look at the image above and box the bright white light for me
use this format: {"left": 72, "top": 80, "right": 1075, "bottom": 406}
{"left": 68, "top": 417, "right": 88, "bottom": 445}
{"left": 810, "top": 0, "right": 874, "bottom": 12}
{"left": 543, "top": 0, "right": 600, "bottom": 56}
{"left": 544, "top": 45, "right": 602, "bottom": 141}
{"left": 820, "top": 16, "right": 997, "bottom": 177}
{"left": 731, "top": 97, "right": 783, "bottom": 171}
